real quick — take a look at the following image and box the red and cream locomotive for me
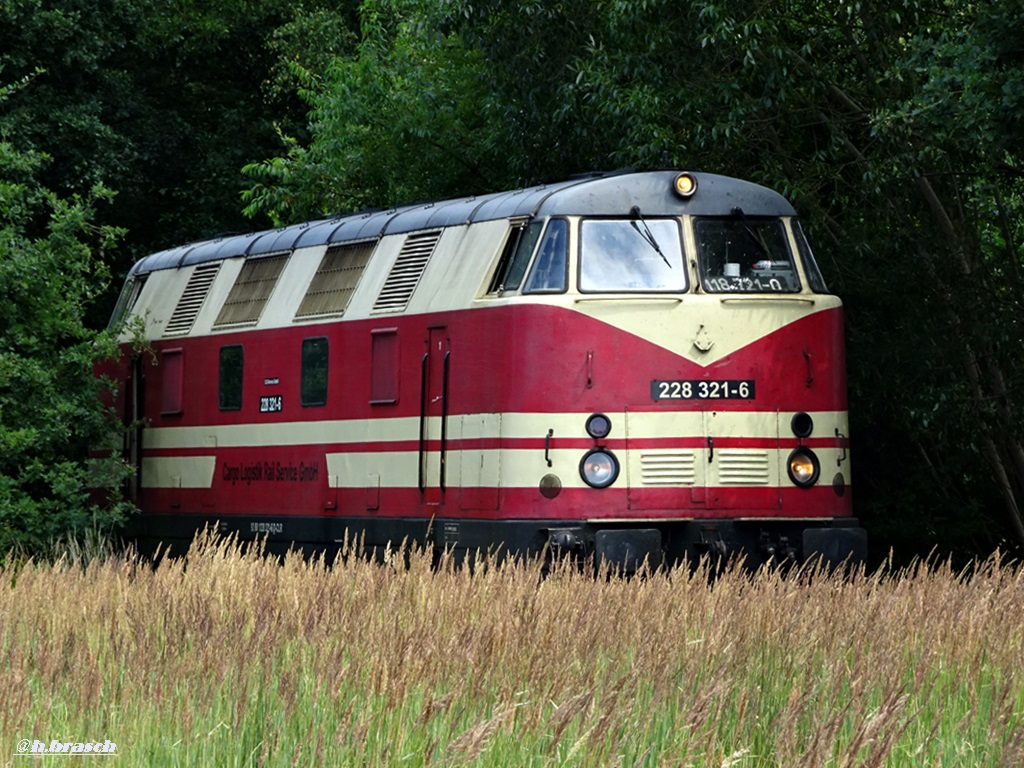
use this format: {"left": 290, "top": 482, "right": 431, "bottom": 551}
{"left": 104, "top": 170, "right": 866, "bottom": 567}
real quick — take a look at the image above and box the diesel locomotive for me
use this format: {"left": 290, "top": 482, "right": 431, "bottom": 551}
{"left": 103, "top": 170, "right": 866, "bottom": 568}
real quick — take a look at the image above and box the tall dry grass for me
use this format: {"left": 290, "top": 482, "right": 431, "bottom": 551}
{"left": 1, "top": 532, "right": 1022, "bottom": 766}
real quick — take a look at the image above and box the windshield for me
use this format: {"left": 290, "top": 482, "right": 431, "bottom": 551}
{"left": 694, "top": 217, "right": 801, "bottom": 293}
{"left": 579, "top": 219, "right": 686, "bottom": 292}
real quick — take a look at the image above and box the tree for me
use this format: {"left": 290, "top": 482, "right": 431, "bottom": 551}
{"left": 0, "top": 0, "right": 351, "bottom": 283}
{"left": 0, "top": 77, "right": 133, "bottom": 556}
{"left": 242, "top": 0, "right": 501, "bottom": 223}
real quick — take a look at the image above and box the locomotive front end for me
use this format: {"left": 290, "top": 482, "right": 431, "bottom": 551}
{"left": 493, "top": 171, "right": 866, "bottom": 569}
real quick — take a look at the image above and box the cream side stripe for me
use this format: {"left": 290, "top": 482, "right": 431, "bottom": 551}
{"left": 140, "top": 456, "right": 216, "bottom": 488}
{"left": 141, "top": 446, "right": 849, "bottom": 489}
{"left": 143, "top": 411, "right": 848, "bottom": 450}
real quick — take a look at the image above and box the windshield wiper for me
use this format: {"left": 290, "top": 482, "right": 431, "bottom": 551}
{"left": 731, "top": 206, "right": 771, "bottom": 260}
{"left": 630, "top": 206, "right": 671, "bottom": 268}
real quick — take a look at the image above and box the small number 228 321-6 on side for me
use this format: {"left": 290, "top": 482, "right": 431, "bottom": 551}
{"left": 651, "top": 380, "right": 755, "bottom": 401}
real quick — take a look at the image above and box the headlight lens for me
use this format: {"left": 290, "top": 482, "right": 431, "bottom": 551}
{"left": 787, "top": 448, "right": 820, "bottom": 487}
{"left": 673, "top": 172, "right": 698, "bottom": 198}
{"left": 580, "top": 449, "right": 620, "bottom": 488}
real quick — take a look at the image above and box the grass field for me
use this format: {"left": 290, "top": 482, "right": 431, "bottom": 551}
{"left": 1, "top": 533, "right": 1022, "bottom": 767}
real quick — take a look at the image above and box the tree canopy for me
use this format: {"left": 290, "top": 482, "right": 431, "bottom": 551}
{"left": 0, "top": 79, "right": 133, "bottom": 553}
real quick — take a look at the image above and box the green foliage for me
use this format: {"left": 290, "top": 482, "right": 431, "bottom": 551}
{"left": 244, "top": 0, "right": 500, "bottom": 223}
{"left": 243, "top": 0, "right": 1024, "bottom": 558}
{"left": 0, "top": 111, "right": 133, "bottom": 557}
{"left": 0, "top": 0, "right": 350, "bottom": 280}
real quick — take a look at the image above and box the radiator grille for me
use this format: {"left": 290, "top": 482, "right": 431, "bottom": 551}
{"left": 717, "top": 450, "right": 771, "bottom": 486}
{"left": 639, "top": 452, "right": 696, "bottom": 486}
{"left": 296, "top": 240, "right": 375, "bottom": 319}
{"left": 214, "top": 253, "right": 288, "bottom": 328}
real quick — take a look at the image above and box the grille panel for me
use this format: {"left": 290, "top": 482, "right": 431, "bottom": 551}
{"left": 639, "top": 452, "right": 696, "bottom": 486}
{"left": 717, "top": 449, "right": 771, "bottom": 486}
{"left": 372, "top": 231, "right": 441, "bottom": 313}
{"left": 164, "top": 264, "right": 220, "bottom": 336}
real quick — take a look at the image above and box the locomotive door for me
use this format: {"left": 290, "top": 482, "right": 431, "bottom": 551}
{"left": 703, "top": 409, "right": 781, "bottom": 510}
{"left": 625, "top": 408, "right": 707, "bottom": 511}
{"left": 420, "top": 327, "right": 450, "bottom": 506}
{"left": 125, "top": 354, "right": 144, "bottom": 501}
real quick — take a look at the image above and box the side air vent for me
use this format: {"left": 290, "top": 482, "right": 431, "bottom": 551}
{"left": 639, "top": 452, "right": 696, "bottom": 486}
{"left": 296, "top": 240, "right": 376, "bottom": 319}
{"left": 214, "top": 253, "right": 289, "bottom": 328}
{"left": 164, "top": 264, "right": 220, "bottom": 336}
{"left": 372, "top": 231, "right": 441, "bottom": 314}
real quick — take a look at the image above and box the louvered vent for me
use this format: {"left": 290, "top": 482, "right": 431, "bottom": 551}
{"left": 213, "top": 253, "right": 289, "bottom": 328}
{"left": 717, "top": 450, "right": 771, "bottom": 486}
{"left": 164, "top": 264, "right": 220, "bottom": 336}
{"left": 372, "top": 231, "right": 441, "bottom": 313}
{"left": 296, "top": 241, "right": 376, "bottom": 319}
{"left": 640, "top": 452, "right": 696, "bottom": 486}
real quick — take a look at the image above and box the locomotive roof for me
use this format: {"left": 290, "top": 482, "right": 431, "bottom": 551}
{"left": 129, "top": 170, "right": 797, "bottom": 276}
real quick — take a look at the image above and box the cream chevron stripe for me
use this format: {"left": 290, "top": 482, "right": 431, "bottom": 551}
{"left": 568, "top": 293, "right": 843, "bottom": 367}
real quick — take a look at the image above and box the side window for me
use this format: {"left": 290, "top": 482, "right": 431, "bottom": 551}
{"left": 301, "top": 337, "right": 329, "bottom": 407}
{"left": 161, "top": 348, "right": 184, "bottom": 415}
{"left": 487, "top": 220, "right": 543, "bottom": 294}
{"left": 108, "top": 274, "right": 147, "bottom": 330}
{"left": 370, "top": 329, "right": 399, "bottom": 404}
{"left": 523, "top": 219, "right": 569, "bottom": 294}
{"left": 792, "top": 220, "right": 829, "bottom": 293}
{"left": 218, "top": 345, "right": 243, "bottom": 411}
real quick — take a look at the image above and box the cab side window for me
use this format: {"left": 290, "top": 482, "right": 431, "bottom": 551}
{"left": 523, "top": 219, "right": 568, "bottom": 294}
{"left": 487, "top": 221, "right": 542, "bottom": 294}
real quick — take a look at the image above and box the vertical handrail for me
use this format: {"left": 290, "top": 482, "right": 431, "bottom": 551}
{"left": 418, "top": 352, "right": 428, "bottom": 493}
{"left": 440, "top": 349, "right": 451, "bottom": 492}
{"left": 128, "top": 355, "right": 143, "bottom": 500}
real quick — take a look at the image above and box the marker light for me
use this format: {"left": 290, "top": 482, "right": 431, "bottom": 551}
{"left": 673, "top": 173, "right": 698, "bottom": 198}
{"left": 585, "top": 413, "right": 612, "bottom": 439}
{"left": 791, "top": 412, "right": 814, "bottom": 438}
{"left": 580, "top": 449, "right": 620, "bottom": 488}
{"left": 787, "top": 448, "right": 821, "bottom": 488}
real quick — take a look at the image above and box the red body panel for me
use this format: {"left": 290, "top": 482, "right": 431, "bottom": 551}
{"left": 115, "top": 302, "right": 851, "bottom": 524}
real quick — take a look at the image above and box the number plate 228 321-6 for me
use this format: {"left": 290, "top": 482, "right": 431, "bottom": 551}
{"left": 651, "top": 380, "right": 755, "bottom": 401}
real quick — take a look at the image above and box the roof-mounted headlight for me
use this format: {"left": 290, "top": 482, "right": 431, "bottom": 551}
{"left": 673, "top": 173, "right": 698, "bottom": 198}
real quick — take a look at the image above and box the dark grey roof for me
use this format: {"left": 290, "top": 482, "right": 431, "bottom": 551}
{"left": 128, "top": 171, "right": 796, "bottom": 276}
